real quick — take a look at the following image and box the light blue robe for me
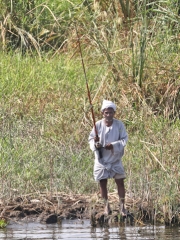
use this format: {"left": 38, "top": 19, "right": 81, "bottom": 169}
{"left": 88, "top": 118, "right": 128, "bottom": 181}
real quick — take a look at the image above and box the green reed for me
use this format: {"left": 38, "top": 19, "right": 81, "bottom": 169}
{"left": 0, "top": 0, "right": 180, "bottom": 225}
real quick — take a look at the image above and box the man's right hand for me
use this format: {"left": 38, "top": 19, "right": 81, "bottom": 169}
{"left": 94, "top": 136, "right": 99, "bottom": 142}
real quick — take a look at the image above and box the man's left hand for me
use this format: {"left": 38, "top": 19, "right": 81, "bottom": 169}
{"left": 105, "top": 144, "right": 113, "bottom": 150}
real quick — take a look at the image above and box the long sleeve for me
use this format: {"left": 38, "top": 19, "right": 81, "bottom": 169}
{"left": 88, "top": 118, "right": 128, "bottom": 181}
{"left": 88, "top": 127, "right": 97, "bottom": 152}
{"left": 111, "top": 122, "right": 128, "bottom": 155}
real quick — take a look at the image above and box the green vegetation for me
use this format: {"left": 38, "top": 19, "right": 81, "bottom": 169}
{"left": 0, "top": 218, "right": 8, "bottom": 228}
{"left": 0, "top": 0, "right": 180, "bottom": 225}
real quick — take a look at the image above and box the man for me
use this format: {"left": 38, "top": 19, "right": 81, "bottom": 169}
{"left": 88, "top": 100, "right": 128, "bottom": 216}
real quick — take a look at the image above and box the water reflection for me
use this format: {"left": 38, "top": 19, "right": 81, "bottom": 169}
{"left": 91, "top": 225, "right": 127, "bottom": 239}
{"left": 0, "top": 219, "right": 179, "bottom": 239}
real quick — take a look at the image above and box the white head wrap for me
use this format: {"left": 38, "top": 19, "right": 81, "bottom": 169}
{"left": 101, "top": 100, "right": 116, "bottom": 112}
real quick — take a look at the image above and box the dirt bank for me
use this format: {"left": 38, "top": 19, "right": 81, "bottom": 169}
{"left": 0, "top": 191, "right": 173, "bottom": 227}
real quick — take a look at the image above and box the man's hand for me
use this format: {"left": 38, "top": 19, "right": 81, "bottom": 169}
{"left": 94, "top": 136, "right": 99, "bottom": 142}
{"left": 105, "top": 143, "right": 113, "bottom": 150}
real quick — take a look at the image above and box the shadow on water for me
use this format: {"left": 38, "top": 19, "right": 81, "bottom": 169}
{"left": 0, "top": 219, "right": 180, "bottom": 240}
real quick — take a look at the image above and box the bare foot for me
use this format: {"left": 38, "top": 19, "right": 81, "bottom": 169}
{"left": 120, "top": 207, "right": 127, "bottom": 216}
{"left": 104, "top": 203, "right": 111, "bottom": 215}
{"left": 119, "top": 203, "right": 127, "bottom": 216}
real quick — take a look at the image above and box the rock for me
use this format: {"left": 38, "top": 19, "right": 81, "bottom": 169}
{"left": 44, "top": 214, "right": 58, "bottom": 224}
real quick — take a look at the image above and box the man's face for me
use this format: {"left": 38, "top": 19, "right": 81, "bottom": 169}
{"left": 103, "top": 108, "right": 115, "bottom": 122}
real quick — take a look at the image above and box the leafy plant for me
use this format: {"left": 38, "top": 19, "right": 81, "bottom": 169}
{"left": 0, "top": 218, "right": 8, "bottom": 228}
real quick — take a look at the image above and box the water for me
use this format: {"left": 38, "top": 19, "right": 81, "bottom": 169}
{"left": 0, "top": 220, "right": 179, "bottom": 240}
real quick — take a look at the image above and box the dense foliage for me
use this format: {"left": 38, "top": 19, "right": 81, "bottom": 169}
{"left": 0, "top": 0, "right": 180, "bottom": 225}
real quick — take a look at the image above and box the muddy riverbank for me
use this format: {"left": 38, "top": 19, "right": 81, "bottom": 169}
{"left": 0, "top": 192, "right": 177, "bottom": 227}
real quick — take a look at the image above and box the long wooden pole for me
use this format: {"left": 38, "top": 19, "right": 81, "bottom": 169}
{"left": 75, "top": 25, "right": 98, "bottom": 137}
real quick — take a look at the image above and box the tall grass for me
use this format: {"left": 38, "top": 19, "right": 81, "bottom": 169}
{"left": 0, "top": 0, "right": 180, "bottom": 224}
{"left": 0, "top": 52, "right": 100, "bottom": 197}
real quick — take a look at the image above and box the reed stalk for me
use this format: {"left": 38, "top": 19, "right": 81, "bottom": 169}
{"left": 0, "top": 0, "right": 179, "bottom": 224}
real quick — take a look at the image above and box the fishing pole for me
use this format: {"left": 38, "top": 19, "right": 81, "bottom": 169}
{"left": 75, "top": 26, "right": 98, "bottom": 137}
{"left": 75, "top": 25, "right": 102, "bottom": 158}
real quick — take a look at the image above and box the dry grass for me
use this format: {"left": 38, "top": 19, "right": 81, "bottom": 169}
{"left": 0, "top": 0, "right": 180, "bottom": 226}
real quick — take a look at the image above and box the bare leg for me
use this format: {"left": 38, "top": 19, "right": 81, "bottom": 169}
{"left": 99, "top": 179, "right": 108, "bottom": 199}
{"left": 115, "top": 178, "right": 127, "bottom": 216}
{"left": 99, "top": 179, "right": 111, "bottom": 215}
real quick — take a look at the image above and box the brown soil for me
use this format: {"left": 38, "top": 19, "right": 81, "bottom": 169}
{"left": 0, "top": 192, "right": 161, "bottom": 227}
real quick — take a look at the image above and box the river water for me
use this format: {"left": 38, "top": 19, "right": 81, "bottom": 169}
{"left": 0, "top": 219, "right": 179, "bottom": 240}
